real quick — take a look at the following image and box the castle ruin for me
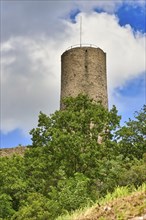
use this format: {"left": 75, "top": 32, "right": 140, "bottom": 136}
{"left": 60, "top": 46, "right": 108, "bottom": 108}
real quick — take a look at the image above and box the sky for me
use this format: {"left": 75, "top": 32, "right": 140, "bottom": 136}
{"left": 0, "top": 0, "right": 146, "bottom": 148}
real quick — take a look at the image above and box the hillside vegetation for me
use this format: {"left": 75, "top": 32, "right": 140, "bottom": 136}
{"left": 57, "top": 184, "right": 146, "bottom": 220}
{"left": 0, "top": 95, "right": 146, "bottom": 219}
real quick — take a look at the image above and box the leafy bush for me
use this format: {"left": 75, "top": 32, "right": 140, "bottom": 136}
{"left": 48, "top": 173, "right": 92, "bottom": 215}
{"left": 0, "top": 194, "right": 15, "bottom": 219}
{"left": 11, "top": 192, "right": 51, "bottom": 220}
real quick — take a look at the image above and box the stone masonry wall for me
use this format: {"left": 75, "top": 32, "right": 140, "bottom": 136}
{"left": 60, "top": 47, "right": 108, "bottom": 108}
{"left": 0, "top": 146, "right": 27, "bottom": 157}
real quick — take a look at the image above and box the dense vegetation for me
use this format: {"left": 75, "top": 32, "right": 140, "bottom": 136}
{"left": 57, "top": 183, "right": 146, "bottom": 220}
{"left": 0, "top": 95, "right": 146, "bottom": 220}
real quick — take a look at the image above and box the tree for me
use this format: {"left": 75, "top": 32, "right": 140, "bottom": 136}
{"left": 0, "top": 155, "right": 27, "bottom": 219}
{"left": 11, "top": 192, "right": 51, "bottom": 220}
{"left": 0, "top": 95, "right": 145, "bottom": 219}
{"left": 116, "top": 105, "right": 146, "bottom": 160}
{"left": 0, "top": 194, "right": 15, "bottom": 219}
{"left": 28, "top": 95, "right": 121, "bottom": 183}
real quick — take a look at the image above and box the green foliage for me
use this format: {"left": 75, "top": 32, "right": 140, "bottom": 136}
{"left": 48, "top": 173, "right": 92, "bottom": 216}
{"left": 0, "top": 194, "right": 15, "bottom": 219}
{"left": 116, "top": 105, "right": 146, "bottom": 160}
{"left": 29, "top": 94, "right": 120, "bottom": 180}
{"left": 11, "top": 193, "right": 51, "bottom": 220}
{"left": 0, "top": 95, "right": 145, "bottom": 219}
{"left": 119, "top": 157, "right": 146, "bottom": 186}
{"left": 100, "top": 185, "right": 131, "bottom": 205}
{"left": 56, "top": 183, "right": 146, "bottom": 220}
{"left": 0, "top": 155, "right": 27, "bottom": 215}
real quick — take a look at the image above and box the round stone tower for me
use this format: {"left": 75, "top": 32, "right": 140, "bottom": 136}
{"left": 60, "top": 46, "right": 108, "bottom": 108}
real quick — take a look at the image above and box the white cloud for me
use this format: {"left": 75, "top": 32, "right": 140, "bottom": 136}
{"left": 1, "top": 11, "right": 145, "bottom": 135}
{"left": 2, "top": 0, "right": 145, "bottom": 42}
{"left": 65, "top": 12, "right": 145, "bottom": 92}
{"left": 73, "top": 0, "right": 145, "bottom": 13}
{"left": 73, "top": 0, "right": 122, "bottom": 13}
{"left": 1, "top": 37, "right": 61, "bottom": 134}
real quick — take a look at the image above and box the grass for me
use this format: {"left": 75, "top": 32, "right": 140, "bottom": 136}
{"left": 56, "top": 183, "right": 146, "bottom": 220}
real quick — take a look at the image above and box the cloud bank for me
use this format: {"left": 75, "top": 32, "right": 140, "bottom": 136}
{"left": 1, "top": 2, "right": 146, "bottom": 136}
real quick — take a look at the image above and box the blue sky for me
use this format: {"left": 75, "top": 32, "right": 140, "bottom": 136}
{"left": 94, "top": 2, "right": 146, "bottom": 32}
{"left": 117, "top": 3, "right": 146, "bottom": 33}
{"left": 1, "top": 0, "right": 146, "bottom": 148}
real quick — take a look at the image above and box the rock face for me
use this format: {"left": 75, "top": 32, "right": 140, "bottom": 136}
{"left": 60, "top": 46, "right": 108, "bottom": 109}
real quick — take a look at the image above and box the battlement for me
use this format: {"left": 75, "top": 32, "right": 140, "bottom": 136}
{"left": 65, "top": 44, "right": 101, "bottom": 51}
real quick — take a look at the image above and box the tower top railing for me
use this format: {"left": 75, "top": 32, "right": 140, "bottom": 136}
{"left": 65, "top": 44, "right": 99, "bottom": 51}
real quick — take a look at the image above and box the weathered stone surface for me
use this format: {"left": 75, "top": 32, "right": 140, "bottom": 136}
{"left": 0, "top": 146, "right": 27, "bottom": 157}
{"left": 60, "top": 46, "right": 108, "bottom": 109}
